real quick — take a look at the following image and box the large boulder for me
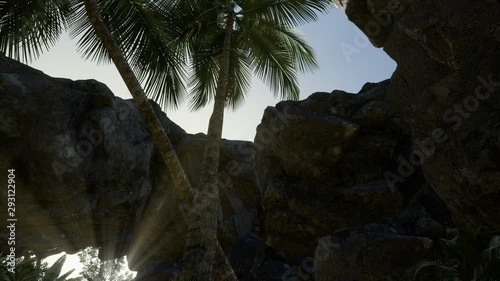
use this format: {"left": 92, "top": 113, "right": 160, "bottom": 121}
{"left": 314, "top": 182, "right": 454, "bottom": 281}
{"left": 0, "top": 54, "right": 165, "bottom": 259}
{"left": 255, "top": 80, "right": 406, "bottom": 260}
{"left": 336, "top": 0, "right": 500, "bottom": 234}
{"left": 315, "top": 231, "right": 434, "bottom": 281}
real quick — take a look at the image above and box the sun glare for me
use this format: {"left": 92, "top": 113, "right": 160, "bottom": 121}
{"left": 43, "top": 251, "right": 137, "bottom": 279}
{"left": 44, "top": 252, "right": 83, "bottom": 278}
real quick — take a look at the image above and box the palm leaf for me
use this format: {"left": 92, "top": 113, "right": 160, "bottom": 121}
{"left": 225, "top": 32, "right": 252, "bottom": 109}
{"left": 238, "top": 0, "right": 332, "bottom": 27}
{"left": 66, "top": 0, "right": 113, "bottom": 65}
{"left": 0, "top": 0, "right": 72, "bottom": 62}
{"left": 68, "top": 0, "right": 188, "bottom": 109}
{"left": 241, "top": 19, "right": 300, "bottom": 100}
{"left": 187, "top": 30, "right": 223, "bottom": 110}
{"left": 182, "top": 0, "right": 323, "bottom": 108}
{"left": 270, "top": 25, "right": 319, "bottom": 73}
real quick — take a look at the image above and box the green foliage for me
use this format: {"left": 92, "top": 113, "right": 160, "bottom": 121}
{"left": 75, "top": 247, "right": 135, "bottom": 281}
{"left": 0, "top": 254, "right": 74, "bottom": 281}
{"left": 0, "top": 0, "right": 73, "bottom": 62}
{"left": 411, "top": 229, "right": 500, "bottom": 281}
{"left": 0, "top": 0, "right": 187, "bottom": 108}
{"left": 1, "top": 0, "right": 332, "bottom": 111}
{"left": 168, "top": 0, "right": 332, "bottom": 111}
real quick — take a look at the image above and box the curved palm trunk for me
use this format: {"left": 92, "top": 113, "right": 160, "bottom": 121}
{"left": 182, "top": 12, "right": 238, "bottom": 281}
{"left": 82, "top": 0, "right": 193, "bottom": 206}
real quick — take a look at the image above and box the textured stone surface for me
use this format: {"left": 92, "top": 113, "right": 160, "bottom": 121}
{"left": 255, "top": 80, "right": 406, "bottom": 259}
{"left": 315, "top": 231, "right": 434, "bottom": 281}
{"left": 313, "top": 180, "right": 455, "bottom": 280}
{"left": 340, "top": 0, "right": 500, "bottom": 235}
{"left": 0, "top": 55, "right": 165, "bottom": 260}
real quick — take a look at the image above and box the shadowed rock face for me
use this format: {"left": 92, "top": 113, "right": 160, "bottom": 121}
{"left": 0, "top": 54, "right": 260, "bottom": 277}
{"left": 254, "top": 80, "right": 407, "bottom": 260}
{"left": 0, "top": 55, "right": 162, "bottom": 259}
{"left": 339, "top": 0, "right": 500, "bottom": 235}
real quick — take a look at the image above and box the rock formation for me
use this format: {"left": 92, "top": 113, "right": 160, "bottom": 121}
{"left": 1, "top": 1, "right": 499, "bottom": 280}
{"left": 336, "top": 0, "right": 500, "bottom": 235}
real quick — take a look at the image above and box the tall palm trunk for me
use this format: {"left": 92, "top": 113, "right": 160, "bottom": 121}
{"left": 82, "top": 0, "right": 193, "bottom": 207}
{"left": 83, "top": 1, "right": 238, "bottom": 280}
{"left": 181, "top": 11, "right": 238, "bottom": 281}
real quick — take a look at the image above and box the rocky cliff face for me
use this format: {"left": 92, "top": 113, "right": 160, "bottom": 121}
{"left": 1, "top": 1, "right": 499, "bottom": 280}
{"left": 336, "top": 0, "right": 500, "bottom": 235}
{"left": 255, "top": 80, "right": 454, "bottom": 281}
{"left": 255, "top": 80, "right": 404, "bottom": 260}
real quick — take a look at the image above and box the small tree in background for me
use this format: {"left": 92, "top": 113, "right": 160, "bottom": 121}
{"left": 76, "top": 247, "right": 135, "bottom": 281}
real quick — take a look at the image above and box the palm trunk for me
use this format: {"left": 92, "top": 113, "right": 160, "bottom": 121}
{"left": 82, "top": 0, "right": 193, "bottom": 206}
{"left": 181, "top": 11, "right": 238, "bottom": 281}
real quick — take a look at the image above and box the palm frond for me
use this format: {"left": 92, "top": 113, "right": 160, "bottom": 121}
{"left": 187, "top": 32, "right": 223, "bottom": 110}
{"left": 173, "top": 0, "right": 221, "bottom": 42}
{"left": 225, "top": 33, "right": 252, "bottom": 110}
{"left": 68, "top": 0, "right": 188, "bottom": 109}
{"left": 67, "top": 0, "right": 113, "bottom": 65}
{"left": 121, "top": 0, "right": 188, "bottom": 109}
{"left": 238, "top": 0, "right": 332, "bottom": 27}
{"left": 273, "top": 26, "right": 319, "bottom": 73}
{"left": 0, "top": 0, "right": 72, "bottom": 62}
{"left": 241, "top": 20, "right": 301, "bottom": 100}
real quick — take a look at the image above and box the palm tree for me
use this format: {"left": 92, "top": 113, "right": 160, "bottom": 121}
{"left": 161, "top": 1, "right": 332, "bottom": 280}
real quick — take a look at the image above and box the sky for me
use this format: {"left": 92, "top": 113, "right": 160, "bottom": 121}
{"left": 29, "top": 7, "right": 396, "bottom": 142}
{"left": 36, "top": 5, "right": 396, "bottom": 277}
